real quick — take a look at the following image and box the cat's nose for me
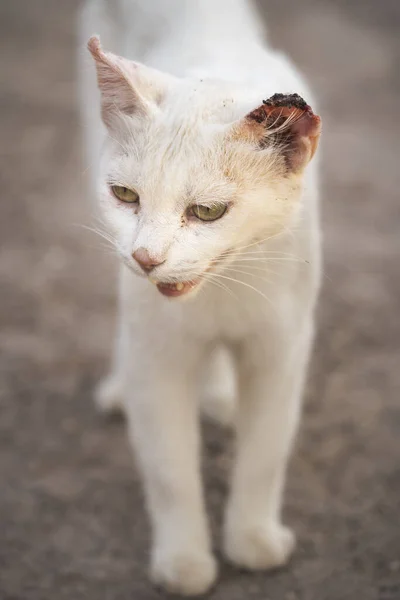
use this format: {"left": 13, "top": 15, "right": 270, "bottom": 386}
{"left": 132, "top": 247, "right": 165, "bottom": 273}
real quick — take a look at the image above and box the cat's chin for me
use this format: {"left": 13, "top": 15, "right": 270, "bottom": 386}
{"left": 154, "top": 279, "right": 201, "bottom": 299}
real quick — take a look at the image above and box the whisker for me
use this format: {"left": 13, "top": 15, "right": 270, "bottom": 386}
{"left": 203, "top": 272, "right": 278, "bottom": 316}
{"left": 200, "top": 274, "right": 238, "bottom": 300}
{"left": 73, "top": 223, "right": 118, "bottom": 248}
{"left": 221, "top": 264, "right": 283, "bottom": 279}
{"left": 232, "top": 257, "right": 306, "bottom": 264}
{"left": 224, "top": 249, "right": 305, "bottom": 258}
{"left": 216, "top": 266, "right": 280, "bottom": 285}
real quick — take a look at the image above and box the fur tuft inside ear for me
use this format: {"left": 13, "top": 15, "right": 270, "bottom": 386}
{"left": 240, "top": 93, "right": 321, "bottom": 173}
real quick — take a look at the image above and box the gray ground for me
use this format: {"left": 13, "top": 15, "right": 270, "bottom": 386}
{"left": 1, "top": 1, "right": 399, "bottom": 599}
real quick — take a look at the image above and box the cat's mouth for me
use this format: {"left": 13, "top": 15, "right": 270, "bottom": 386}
{"left": 149, "top": 254, "right": 228, "bottom": 298}
{"left": 151, "top": 279, "right": 201, "bottom": 298}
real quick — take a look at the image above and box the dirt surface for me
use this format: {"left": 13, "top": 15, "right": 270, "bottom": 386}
{"left": 0, "top": 1, "right": 399, "bottom": 599}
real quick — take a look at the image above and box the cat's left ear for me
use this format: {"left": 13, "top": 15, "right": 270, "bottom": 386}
{"left": 233, "top": 93, "right": 322, "bottom": 173}
{"left": 87, "top": 36, "right": 175, "bottom": 131}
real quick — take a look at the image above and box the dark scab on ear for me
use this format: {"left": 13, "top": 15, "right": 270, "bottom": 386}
{"left": 244, "top": 92, "right": 321, "bottom": 172}
{"left": 262, "top": 93, "right": 309, "bottom": 111}
{"left": 248, "top": 93, "right": 313, "bottom": 126}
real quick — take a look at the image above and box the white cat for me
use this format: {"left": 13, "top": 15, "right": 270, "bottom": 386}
{"left": 79, "top": 0, "right": 322, "bottom": 595}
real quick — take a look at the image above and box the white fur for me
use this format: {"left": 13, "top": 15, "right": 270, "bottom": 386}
{"left": 79, "top": 0, "right": 321, "bottom": 595}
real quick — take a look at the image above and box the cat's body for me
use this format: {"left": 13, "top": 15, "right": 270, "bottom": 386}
{"left": 79, "top": 0, "right": 322, "bottom": 595}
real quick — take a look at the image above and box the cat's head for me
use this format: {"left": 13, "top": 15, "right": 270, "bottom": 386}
{"left": 88, "top": 36, "right": 321, "bottom": 298}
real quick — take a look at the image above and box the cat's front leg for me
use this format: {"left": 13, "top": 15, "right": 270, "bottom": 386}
{"left": 224, "top": 318, "right": 313, "bottom": 571}
{"left": 124, "top": 336, "right": 217, "bottom": 596}
{"left": 95, "top": 312, "right": 128, "bottom": 415}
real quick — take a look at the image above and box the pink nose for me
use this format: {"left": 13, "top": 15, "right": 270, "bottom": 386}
{"left": 132, "top": 247, "right": 164, "bottom": 273}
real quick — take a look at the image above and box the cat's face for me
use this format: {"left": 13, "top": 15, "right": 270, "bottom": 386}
{"left": 89, "top": 37, "right": 321, "bottom": 298}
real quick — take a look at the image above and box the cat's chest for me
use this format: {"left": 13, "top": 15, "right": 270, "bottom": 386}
{"left": 180, "top": 257, "right": 316, "bottom": 343}
{"left": 181, "top": 281, "right": 280, "bottom": 343}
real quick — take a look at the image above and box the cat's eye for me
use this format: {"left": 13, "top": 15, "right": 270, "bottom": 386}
{"left": 111, "top": 185, "right": 139, "bottom": 203}
{"left": 191, "top": 203, "right": 227, "bottom": 222}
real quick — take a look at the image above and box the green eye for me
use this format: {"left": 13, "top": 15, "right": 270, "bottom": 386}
{"left": 111, "top": 185, "right": 139, "bottom": 203}
{"left": 191, "top": 203, "right": 227, "bottom": 222}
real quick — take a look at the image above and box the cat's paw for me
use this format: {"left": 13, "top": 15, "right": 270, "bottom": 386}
{"left": 94, "top": 373, "right": 125, "bottom": 415}
{"left": 224, "top": 521, "right": 295, "bottom": 571}
{"left": 151, "top": 548, "right": 217, "bottom": 596}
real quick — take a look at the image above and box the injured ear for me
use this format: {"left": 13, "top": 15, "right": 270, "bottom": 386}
{"left": 242, "top": 93, "right": 321, "bottom": 173}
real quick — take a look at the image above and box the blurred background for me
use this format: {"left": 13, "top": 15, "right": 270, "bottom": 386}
{"left": 0, "top": 1, "right": 399, "bottom": 599}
